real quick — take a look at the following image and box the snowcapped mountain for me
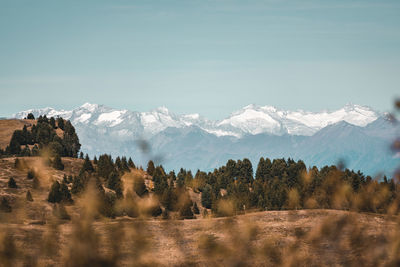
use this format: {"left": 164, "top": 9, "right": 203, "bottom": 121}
{"left": 13, "top": 102, "right": 380, "bottom": 138}
{"left": 12, "top": 103, "right": 398, "bottom": 176}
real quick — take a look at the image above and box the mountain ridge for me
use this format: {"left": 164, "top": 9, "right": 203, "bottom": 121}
{"left": 13, "top": 102, "right": 380, "bottom": 138}
{"left": 11, "top": 103, "right": 398, "bottom": 176}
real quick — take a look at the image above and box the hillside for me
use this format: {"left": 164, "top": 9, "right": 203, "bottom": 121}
{"left": 0, "top": 155, "right": 400, "bottom": 265}
{"left": 0, "top": 119, "right": 35, "bottom": 149}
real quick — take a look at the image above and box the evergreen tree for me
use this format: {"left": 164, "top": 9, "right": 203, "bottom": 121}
{"left": 97, "top": 154, "right": 115, "bottom": 179}
{"left": 62, "top": 120, "right": 81, "bottom": 157}
{"left": 201, "top": 184, "right": 213, "bottom": 209}
{"left": 179, "top": 195, "right": 194, "bottom": 219}
{"left": 49, "top": 117, "right": 56, "bottom": 128}
{"left": 147, "top": 160, "right": 155, "bottom": 176}
{"left": 27, "top": 113, "right": 35, "bottom": 120}
{"left": 80, "top": 154, "right": 94, "bottom": 173}
{"left": 26, "top": 190, "right": 33, "bottom": 202}
{"left": 79, "top": 152, "right": 84, "bottom": 159}
{"left": 48, "top": 181, "right": 62, "bottom": 203}
{"left": 8, "top": 177, "right": 18, "bottom": 188}
{"left": 52, "top": 155, "right": 64, "bottom": 170}
{"left": 128, "top": 157, "right": 135, "bottom": 168}
{"left": 27, "top": 169, "right": 35, "bottom": 179}
{"left": 60, "top": 181, "right": 72, "bottom": 203}
{"left": 161, "top": 187, "right": 178, "bottom": 211}
{"left": 93, "top": 156, "right": 98, "bottom": 164}
{"left": 0, "top": 197, "right": 12, "bottom": 212}
{"left": 71, "top": 174, "right": 87, "bottom": 195}
{"left": 107, "top": 172, "right": 123, "bottom": 199}
{"left": 56, "top": 117, "right": 64, "bottom": 130}
{"left": 6, "top": 133, "right": 21, "bottom": 155}
{"left": 121, "top": 156, "right": 130, "bottom": 172}
{"left": 153, "top": 166, "right": 168, "bottom": 195}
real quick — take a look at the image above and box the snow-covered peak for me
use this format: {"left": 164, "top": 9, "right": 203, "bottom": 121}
{"left": 80, "top": 102, "right": 99, "bottom": 112}
{"left": 11, "top": 102, "right": 381, "bottom": 138}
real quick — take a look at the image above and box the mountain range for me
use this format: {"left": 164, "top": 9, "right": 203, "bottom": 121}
{"left": 12, "top": 103, "right": 400, "bottom": 176}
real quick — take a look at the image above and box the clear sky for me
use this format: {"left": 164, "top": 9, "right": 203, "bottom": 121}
{"left": 1, "top": 0, "right": 399, "bottom": 119}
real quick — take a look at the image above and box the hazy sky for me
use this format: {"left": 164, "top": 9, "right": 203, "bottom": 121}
{"left": 1, "top": 0, "right": 399, "bottom": 119}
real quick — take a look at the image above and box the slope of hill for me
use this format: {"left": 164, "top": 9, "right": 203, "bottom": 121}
{"left": 0, "top": 119, "right": 35, "bottom": 149}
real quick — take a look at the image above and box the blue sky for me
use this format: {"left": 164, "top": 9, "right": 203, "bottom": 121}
{"left": 1, "top": 0, "right": 399, "bottom": 119}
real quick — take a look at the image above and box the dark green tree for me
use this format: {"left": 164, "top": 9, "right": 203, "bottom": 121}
{"left": 128, "top": 157, "right": 135, "bottom": 168}
{"left": 52, "top": 155, "right": 64, "bottom": 170}
{"left": 201, "top": 184, "right": 213, "bottom": 209}
{"left": 27, "top": 113, "right": 35, "bottom": 120}
{"left": 147, "top": 160, "right": 155, "bottom": 176}
{"left": 0, "top": 197, "right": 12, "bottom": 212}
{"left": 8, "top": 177, "right": 18, "bottom": 188}
{"left": 107, "top": 172, "right": 123, "bottom": 199}
{"left": 26, "top": 190, "right": 33, "bottom": 202}
{"left": 80, "top": 154, "right": 94, "bottom": 173}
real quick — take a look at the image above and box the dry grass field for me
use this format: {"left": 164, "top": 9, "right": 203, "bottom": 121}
{"left": 1, "top": 156, "right": 400, "bottom": 266}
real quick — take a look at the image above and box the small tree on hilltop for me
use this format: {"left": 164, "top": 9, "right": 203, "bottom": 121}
{"left": 80, "top": 154, "right": 94, "bottom": 173}
{"left": 147, "top": 160, "right": 155, "bottom": 176}
{"left": 128, "top": 157, "right": 135, "bottom": 168}
{"left": 27, "top": 113, "right": 35, "bottom": 120}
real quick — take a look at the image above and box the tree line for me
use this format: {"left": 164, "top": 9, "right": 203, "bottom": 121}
{"left": 0, "top": 114, "right": 81, "bottom": 158}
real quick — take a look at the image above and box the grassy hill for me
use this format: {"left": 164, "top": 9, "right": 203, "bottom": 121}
{"left": 1, "top": 119, "right": 400, "bottom": 266}
{"left": 0, "top": 155, "right": 399, "bottom": 266}
{"left": 0, "top": 119, "right": 35, "bottom": 149}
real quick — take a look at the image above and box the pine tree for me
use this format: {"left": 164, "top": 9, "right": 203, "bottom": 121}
{"left": 27, "top": 169, "right": 35, "bottom": 179}
{"left": 79, "top": 152, "right": 84, "bottom": 159}
{"left": 97, "top": 154, "right": 115, "bottom": 179}
{"left": 26, "top": 190, "right": 33, "bottom": 202}
{"left": 71, "top": 175, "right": 86, "bottom": 195}
{"left": 0, "top": 197, "right": 12, "bottom": 212}
{"left": 56, "top": 117, "right": 64, "bottom": 130}
{"left": 201, "top": 184, "right": 213, "bottom": 209}
{"left": 128, "top": 157, "right": 135, "bottom": 168}
{"left": 8, "top": 177, "right": 18, "bottom": 188}
{"left": 93, "top": 156, "right": 98, "bottom": 164}
{"left": 49, "top": 117, "right": 56, "bottom": 128}
{"left": 147, "top": 160, "right": 155, "bottom": 176}
{"left": 107, "top": 172, "right": 123, "bottom": 199}
{"left": 60, "top": 181, "right": 72, "bottom": 203}
{"left": 80, "top": 154, "right": 94, "bottom": 173}
{"left": 52, "top": 155, "right": 64, "bottom": 170}
{"left": 27, "top": 113, "right": 35, "bottom": 120}
{"left": 48, "top": 181, "right": 62, "bottom": 203}
{"left": 179, "top": 196, "right": 194, "bottom": 219}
